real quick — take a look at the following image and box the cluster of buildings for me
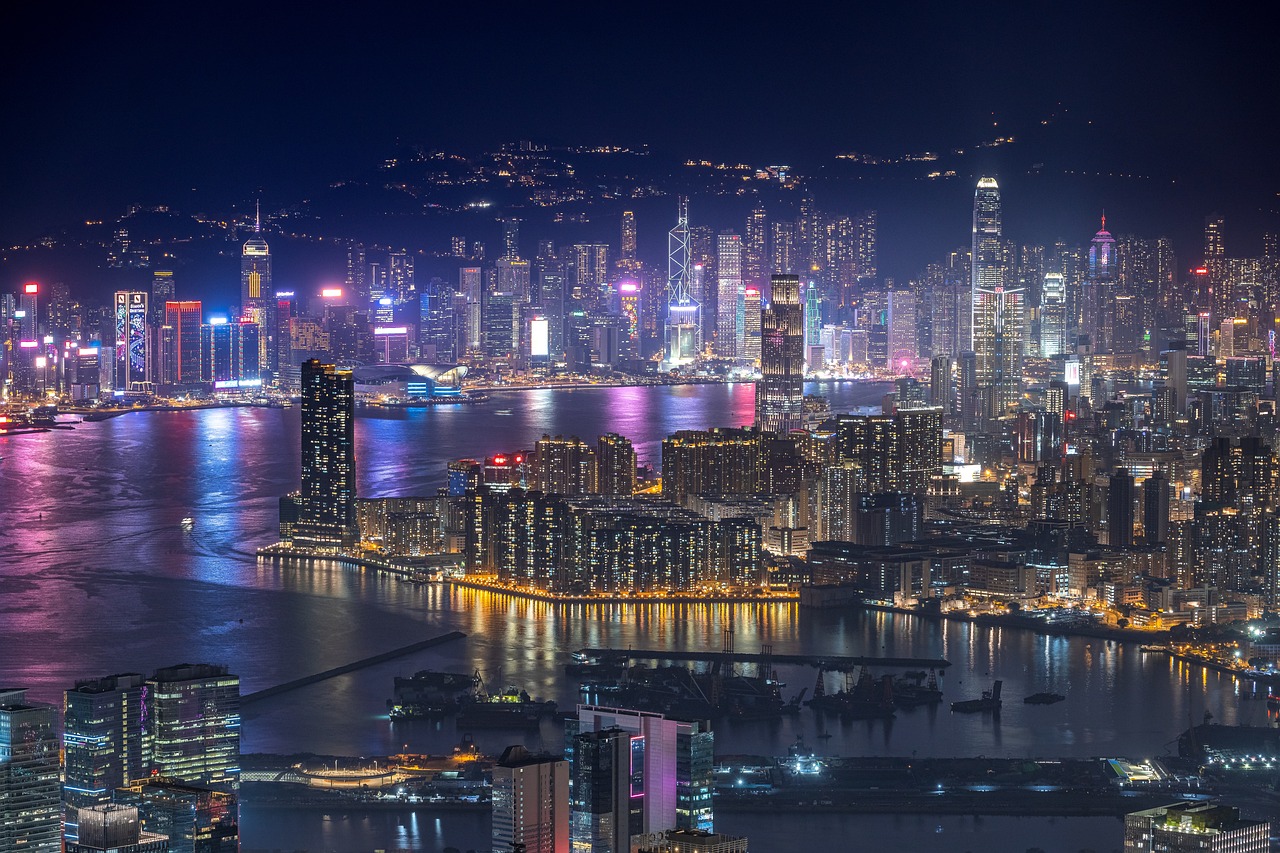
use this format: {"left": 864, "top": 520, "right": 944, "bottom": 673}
{"left": 0, "top": 665, "right": 240, "bottom": 853}
{"left": 491, "top": 704, "right": 743, "bottom": 853}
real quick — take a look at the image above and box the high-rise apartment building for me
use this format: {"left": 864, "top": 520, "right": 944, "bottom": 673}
{"left": 146, "top": 665, "right": 240, "bottom": 792}
{"left": 596, "top": 433, "right": 637, "bottom": 497}
{"left": 491, "top": 746, "right": 568, "bottom": 853}
{"left": 0, "top": 688, "right": 61, "bottom": 853}
{"left": 294, "top": 359, "right": 357, "bottom": 551}
{"left": 532, "top": 435, "right": 597, "bottom": 496}
{"left": 756, "top": 275, "right": 805, "bottom": 434}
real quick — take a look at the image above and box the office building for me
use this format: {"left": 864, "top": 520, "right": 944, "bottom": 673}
{"left": 63, "top": 674, "right": 150, "bottom": 813}
{"left": 115, "top": 780, "right": 237, "bottom": 853}
{"left": 1123, "top": 802, "right": 1269, "bottom": 852}
{"left": 114, "top": 291, "right": 150, "bottom": 391}
{"left": 66, "top": 805, "right": 168, "bottom": 853}
{"left": 568, "top": 705, "right": 714, "bottom": 837}
{"left": 1040, "top": 272, "right": 1067, "bottom": 356}
{"left": 294, "top": 360, "right": 357, "bottom": 551}
{"left": 620, "top": 211, "right": 638, "bottom": 264}
{"left": 887, "top": 289, "right": 917, "bottom": 371}
{"left": 0, "top": 688, "right": 60, "bottom": 853}
{"left": 164, "top": 302, "right": 203, "bottom": 386}
{"left": 146, "top": 665, "right": 240, "bottom": 792}
{"left": 665, "top": 198, "right": 700, "bottom": 365}
{"left": 1082, "top": 216, "right": 1117, "bottom": 352}
{"left": 756, "top": 275, "right": 805, "bottom": 434}
{"left": 970, "top": 177, "right": 1023, "bottom": 414}
{"left": 569, "top": 728, "right": 635, "bottom": 853}
{"left": 715, "top": 232, "right": 743, "bottom": 359}
{"left": 742, "top": 286, "right": 761, "bottom": 363}
{"left": 491, "top": 746, "right": 568, "bottom": 853}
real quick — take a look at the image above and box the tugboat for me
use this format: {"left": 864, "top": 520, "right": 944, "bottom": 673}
{"left": 1023, "top": 691, "right": 1066, "bottom": 705}
{"left": 951, "top": 680, "right": 1002, "bottom": 713}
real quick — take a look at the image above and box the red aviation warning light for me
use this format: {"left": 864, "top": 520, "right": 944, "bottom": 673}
{"left": 23, "top": 282, "right": 38, "bottom": 294}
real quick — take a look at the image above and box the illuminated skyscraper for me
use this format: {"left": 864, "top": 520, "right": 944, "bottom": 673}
{"left": 887, "top": 289, "right": 917, "bottom": 372}
{"left": 0, "top": 688, "right": 60, "bottom": 853}
{"left": 756, "top": 275, "right": 805, "bottom": 434}
{"left": 970, "top": 178, "right": 1022, "bottom": 413}
{"left": 665, "top": 197, "right": 699, "bottom": 364}
{"left": 502, "top": 218, "right": 522, "bottom": 261}
{"left": 620, "top": 211, "right": 637, "bottom": 263}
{"left": 742, "top": 286, "right": 762, "bottom": 363}
{"left": 295, "top": 359, "right": 357, "bottom": 551}
{"left": 62, "top": 674, "right": 150, "bottom": 813}
{"left": 240, "top": 204, "right": 271, "bottom": 314}
{"left": 146, "top": 664, "right": 240, "bottom": 792}
{"left": 19, "top": 282, "right": 38, "bottom": 341}
{"left": 1082, "top": 216, "right": 1116, "bottom": 351}
{"left": 165, "top": 301, "right": 203, "bottom": 385}
{"left": 113, "top": 291, "right": 149, "bottom": 391}
{"left": 346, "top": 245, "right": 368, "bottom": 303}
{"left": 745, "top": 205, "right": 767, "bottom": 288}
{"left": 1205, "top": 215, "right": 1228, "bottom": 320}
{"left": 1040, "top": 273, "right": 1067, "bottom": 356}
{"left": 715, "top": 232, "right": 743, "bottom": 359}
{"left": 388, "top": 252, "right": 414, "bottom": 300}
{"left": 532, "top": 434, "right": 597, "bottom": 495}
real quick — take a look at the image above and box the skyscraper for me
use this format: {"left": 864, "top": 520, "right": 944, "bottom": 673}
{"left": 163, "top": 301, "right": 203, "bottom": 386}
{"left": 970, "top": 178, "right": 1023, "bottom": 414}
{"left": 756, "top": 275, "right": 805, "bottom": 434}
{"left": 295, "top": 359, "right": 357, "bottom": 551}
{"left": 491, "top": 746, "right": 568, "bottom": 853}
{"left": 715, "top": 232, "right": 743, "bottom": 359}
{"left": 113, "top": 291, "right": 149, "bottom": 391}
{"left": 1040, "top": 272, "right": 1067, "bottom": 356}
{"left": 744, "top": 205, "right": 767, "bottom": 289}
{"left": 146, "top": 664, "right": 240, "bottom": 791}
{"left": 665, "top": 198, "right": 699, "bottom": 365}
{"left": 1082, "top": 216, "right": 1116, "bottom": 352}
{"left": 742, "top": 286, "right": 762, "bottom": 363}
{"left": 620, "top": 211, "right": 637, "bottom": 264}
{"left": 240, "top": 204, "right": 271, "bottom": 370}
{"left": 569, "top": 728, "right": 635, "bottom": 853}
{"left": 63, "top": 674, "right": 150, "bottom": 812}
{"left": 0, "top": 688, "right": 61, "bottom": 853}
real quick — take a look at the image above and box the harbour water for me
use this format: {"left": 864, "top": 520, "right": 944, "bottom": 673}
{"left": 0, "top": 381, "right": 1265, "bottom": 851}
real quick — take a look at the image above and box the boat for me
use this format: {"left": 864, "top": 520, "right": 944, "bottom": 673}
{"left": 1139, "top": 645, "right": 1169, "bottom": 654}
{"left": 181, "top": 517, "right": 195, "bottom": 529}
{"left": 387, "top": 670, "right": 480, "bottom": 720}
{"left": 951, "top": 680, "right": 1002, "bottom": 713}
{"left": 1023, "top": 692, "right": 1066, "bottom": 705}
{"left": 806, "top": 667, "right": 896, "bottom": 720}
{"left": 454, "top": 670, "right": 557, "bottom": 729}
{"left": 894, "top": 670, "right": 943, "bottom": 708}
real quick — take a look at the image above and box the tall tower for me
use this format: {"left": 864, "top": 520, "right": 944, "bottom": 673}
{"left": 745, "top": 205, "right": 767, "bottom": 289}
{"left": 620, "top": 211, "right": 637, "bottom": 263}
{"left": 63, "top": 674, "right": 151, "bottom": 812}
{"left": 716, "top": 232, "right": 743, "bottom": 359}
{"left": 970, "top": 177, "right": 1022, "bottom": 414}
{"left": 665, "top": 197, "right": 699, "bottom": 364}
{"left": 501, "top": 218, "right": 522, "bottom": 261}
{"left": 113, "top": 291, "right": 150, "bottom": 391}
{"left": 756, "top": 275, "right": 805, "bottom": 434}
{"left": 294, "top": 359, "right": 357, "bottom": 551}
{"left": 240, "top": 203, "right": 271, "bottom": 313}
{"left": 1082, "top": 215, "right": 1116, "bottom": 352}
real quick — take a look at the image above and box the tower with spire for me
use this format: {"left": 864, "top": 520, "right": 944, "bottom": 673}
{"left": 240, "top": 199, "right": 272, "bottom": 376}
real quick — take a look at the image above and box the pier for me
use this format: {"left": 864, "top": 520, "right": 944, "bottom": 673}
{"left": 242, "top": 631, "right": 466, "bottom": 706}
{"left": 575, "top": 647, "right": 950, "bottom": 672}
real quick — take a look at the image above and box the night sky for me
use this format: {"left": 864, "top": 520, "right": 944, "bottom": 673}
{"left": 4, "top": 3, "right": 1279, "bottom": 265}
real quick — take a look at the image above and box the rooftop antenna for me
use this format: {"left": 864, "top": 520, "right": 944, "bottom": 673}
{"left": 255, "top": 199, "right": 261, "bottom": 234}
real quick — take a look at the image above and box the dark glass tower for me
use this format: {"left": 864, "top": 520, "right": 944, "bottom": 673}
{"left": 755, "top": 274, "right": 805, "bottom": 434}
{"left": 295, "top": 359, "right": 357, "bottom": 552}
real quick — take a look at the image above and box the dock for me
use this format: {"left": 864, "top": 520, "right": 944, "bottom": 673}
{"left": 576, "top": 647, "right": 950, "bottom": 672}
{"left": 242, "top": 631, "right": 466, "bottom": 706}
